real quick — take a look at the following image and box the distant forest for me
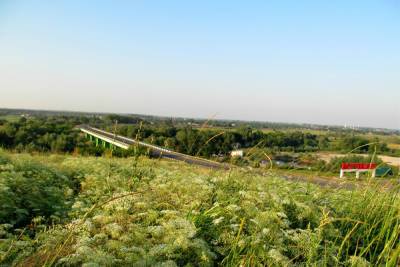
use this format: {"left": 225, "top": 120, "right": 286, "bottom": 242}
{"left": 0, "top": 110, "right": 398, "bottom": 162}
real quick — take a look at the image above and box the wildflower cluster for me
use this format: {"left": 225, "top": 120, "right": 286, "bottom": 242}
{"left": 0, "top": 152, "right": 399, "bottom": 266}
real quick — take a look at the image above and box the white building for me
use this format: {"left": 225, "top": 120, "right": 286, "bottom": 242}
{"left": 230, "top": 150, "right": 244, "bottom": 158}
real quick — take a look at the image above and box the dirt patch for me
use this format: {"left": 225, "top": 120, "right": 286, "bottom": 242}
{"left": 378, "top": 155, "right": 400, "bottom": 166}
{"left": 316, "top": 152, "right": 400, "bottom": 167}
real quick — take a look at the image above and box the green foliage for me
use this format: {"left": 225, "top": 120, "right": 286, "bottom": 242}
{"left": 0, "top": 117, "right": 88, "bottom": 153}
{"left": 0, "top": 152, "right": 77, "bottom": 228}
{"left": 0, "top": 114, "right": 397, "bottom": 165}
{"left": 104, "top": 114, "right": 142, "bottom": 124}
{"left": 336, "top": 135, "right": 390, "bottom": 154}
{"left": 0, "top": 152, "right": 398, "bottom": 266}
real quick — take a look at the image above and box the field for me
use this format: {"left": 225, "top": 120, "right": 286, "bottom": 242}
{"left": 316, "top": 152, "right": 400, "bottom": 167}
{"left": 1, "top": 151, "right": 399, "bottom": 266}
{"left": 388, "top": 143, "right": 400, "bottom": 150}
{"left": 0, "top": 114, "right": 21, "bottom": 122}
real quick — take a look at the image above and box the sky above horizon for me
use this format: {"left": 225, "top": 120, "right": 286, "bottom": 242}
{"left": 0, "top": 1, "right": 399, "bottom": 129}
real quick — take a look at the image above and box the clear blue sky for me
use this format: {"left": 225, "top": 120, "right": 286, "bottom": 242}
{"left": 0, "top": 1, "right": 399, "bottom": 129}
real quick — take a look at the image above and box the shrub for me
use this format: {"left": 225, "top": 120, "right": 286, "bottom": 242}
{"left": 0, "top": 153, "right": 76, "bottom": 228}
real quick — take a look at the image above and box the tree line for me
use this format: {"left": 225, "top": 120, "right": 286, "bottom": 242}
{"left": 0, "top": 115, "right": 396, "bottom": 159}
{"left": 108, "top": 123, "right": 393, "bottom": 158}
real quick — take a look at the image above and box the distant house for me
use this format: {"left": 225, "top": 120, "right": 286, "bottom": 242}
{"left": 230, "top": 150, "right": 244, "bottom": 157}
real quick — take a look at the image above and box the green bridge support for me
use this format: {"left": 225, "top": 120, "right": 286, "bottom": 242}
{"left": 84, "top": 132, "right": 117, "bottom": 150}
{"left": 85, "top": 133, "right": 96, "bottom": 145}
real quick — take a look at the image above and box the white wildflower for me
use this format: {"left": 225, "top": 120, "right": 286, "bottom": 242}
{"left": 276, "top": 212, "right": 287, "bottom": 219}
{"left": 105, "top": 223, "right": 123, "bottom": 239}
{"left": 226, "top": 204, "right": 241, "bottom": 212}
{"left": 75, "top": 245, "right": 93, "bottom": 256}
{"left": 147, "top": 225, "right": 164, "bottom": 238}
{"left": 262, "top": 228, "right": 270, "bottom": 235}
{"left": 212, "top": 216, "right": 224, "bottom": 225}
{"left": 155, "top": 260, "right": 178, "bottom": 267}
{"left": 238, "top": 190, "right": 247, "bottom": 197}
{"left": 92, "top": 215, "right": 111, "bottom": 225}
{"left": 134, "top": 201, "right": 147, "bottom": 209}
{"left": 72, "top": 201, "right": 85, "bottom": 210}
{"left": 347, "top": 256, "right": 371, "bottom": 267}
{"left": 268, "top": 248, "right": 289, "bottom": 263}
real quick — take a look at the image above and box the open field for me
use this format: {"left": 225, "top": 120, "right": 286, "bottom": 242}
{"left": 388, "top": 143, "right": 400, "bottom": 150}
{"left": 1, "top": 151, "right": 399, "bottom": 266}
{"left": 261, "top": 128, "right": 331, "bottom": 135}
{"left": 316, "top": 152, "right": 400, "bottom": 167}
{"left": 0, "top": 114, "right": 21, "bottom": 122}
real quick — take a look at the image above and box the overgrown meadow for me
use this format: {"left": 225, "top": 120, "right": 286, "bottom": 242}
{"left": 0, "top": 151, "right": 399, "bottom": 266}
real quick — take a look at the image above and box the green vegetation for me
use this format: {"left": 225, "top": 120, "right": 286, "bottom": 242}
{"left": 0, "top": 115, "right": 21, "bottom": 123}
{"left": 0, "top": 109, "right": 399, "bottom": 265}
{"left": 1, "top": 151, "right": 399, "bottom": 266}
{"left": 0, "top": 116, "right": 105, "bottom": 155}
{"left": 1, "top": 113, "right": 399, "bottom": 177}
{"left": 110, "top": 123, "right": 398, "bottom": 158}
{"left": 0, "top": 153, "right": 77, "bottom": 229}
{"left": 1, "top": 111, "right": 399, "bottom": 160}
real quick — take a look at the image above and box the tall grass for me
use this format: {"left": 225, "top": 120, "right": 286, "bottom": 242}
{"left": 332, "top": 185, "right": 400, "bottom": 265}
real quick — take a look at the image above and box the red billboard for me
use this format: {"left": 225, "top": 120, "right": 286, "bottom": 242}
{"left": 341, "top": 162, "right": 377, "bottom": 170}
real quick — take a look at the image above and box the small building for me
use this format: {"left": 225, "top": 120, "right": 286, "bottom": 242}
{"left": 230, "top": 150, "right": 244, "bottom": 158}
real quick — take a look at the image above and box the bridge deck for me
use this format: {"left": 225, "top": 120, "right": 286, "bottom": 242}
{"left": 80, "top": 125, "right": 229, "bottom": 170}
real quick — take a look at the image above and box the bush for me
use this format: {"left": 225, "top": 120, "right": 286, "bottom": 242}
{"left": 0, "top": 152, "right": 77, "bottom": 228}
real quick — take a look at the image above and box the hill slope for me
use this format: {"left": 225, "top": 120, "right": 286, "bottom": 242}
{"left": 0, "top": 152, "right": 399, "bottom": 266}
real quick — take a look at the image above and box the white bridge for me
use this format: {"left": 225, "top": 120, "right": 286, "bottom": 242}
{"left": 79, "top": 125, "right": 228, "bottom": 170}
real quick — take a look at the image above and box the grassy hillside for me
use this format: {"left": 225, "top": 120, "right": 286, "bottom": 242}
{"left": 0, "top": 152, "right": 399, "bottom": 266}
